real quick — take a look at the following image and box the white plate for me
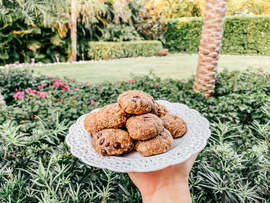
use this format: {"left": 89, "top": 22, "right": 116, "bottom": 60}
{"left": 65, "top": 100, "right": 211, "bottom": 172}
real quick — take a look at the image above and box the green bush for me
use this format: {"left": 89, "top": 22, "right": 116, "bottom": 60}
{"left": 0, "top": 69, "right": 269, "bottom": 202}
{"left": 88, "top": 41, "right": 162, "bottom": 60}
{"left": 165, "top": 15, "right": 270, "bottom": 55}
{"left": 0, "top": 0, "right": 166, "bottom": 65}
{"left": 0, "top": 69, "right": 51, "bottom": 104}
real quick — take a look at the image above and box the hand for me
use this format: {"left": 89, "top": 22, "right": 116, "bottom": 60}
{"left": 128, "top": 153, "right": 197, "bottom": 203}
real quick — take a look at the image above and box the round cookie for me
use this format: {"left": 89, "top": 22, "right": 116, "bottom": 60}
{"left": 135, "top": 129, "right": 174, "bottom": 157}
{"left": 84, "top": 112, "right": 103, "bottom": 135}
{"left": 126, "top": 113, "right": 164, "bottom": 141}
{"left": 151, "top": 102, "right": 168, "bottom": 117}
{"left": 91, "top": 129, "right": 134, "bottom": 156}
{"left": 161, "top": 113, "right": 187, "bottom": 138}
{"left": 97, "top": 103, "right": 129, "bottom": 129}
{"left": 117, "top": 90, "right": 154, "bottom": 114}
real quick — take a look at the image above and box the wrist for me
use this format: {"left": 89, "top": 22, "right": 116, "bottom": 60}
{"left": 142, "top": 182, "right": 190, "bottom": 203}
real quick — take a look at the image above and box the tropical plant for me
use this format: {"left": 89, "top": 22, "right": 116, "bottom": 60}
{"left": 186, "top": 0, "right": 270, "bottom": 17}
{"left": 130, "top": 0, "right": 168, "bottom": 41}
{"left": 0, "top": 0, "right": 70, "bottom": 63}
{"left": 193, "top": 0, "right": 228, "bottom": 95}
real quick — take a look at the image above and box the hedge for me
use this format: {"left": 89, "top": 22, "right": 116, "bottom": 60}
{"left": 164, "top": 15, "right": 270, "bottom": 55}
{"left": 88, "top": 41, "right": 162, "bottom": 60}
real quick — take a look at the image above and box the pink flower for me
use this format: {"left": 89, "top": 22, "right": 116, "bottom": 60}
{"left": 40, "top": 92, "right": 46, "bottom": 99}
{"left": 129, "top": 79, "right": 135, "bottom": 83}
{"left": 259, "top": 68, "right": 264, "bottom": 73}
{"left": 205, "top": 94, "right": 210, "bottom": 98}
{"left": 91, "top": 100, "right": 95, "bottom": 105}
{"left": 25, "top": 87, "right": 32, "bottom": 93}
{"left": 41, "top": 84, "right": 46, "bottom": 88}
{"left": 13, "top": 92, "right": 19, "bottom": 99}
{"left": 53, "top": 78, "right": 58, "bottom": 82}
{"left": 56, "top": 98, "right": 61, "bottom": 102}
{"left": 156, "top": 83, "right": 160, "bottom": 88}
{"left": 64, "top": 86, "right": 69, "bottom": 90}
{"left": 266, "top": 73, "right": 270, "bottom": 78}
{"left": 15, "top": 88, "right": 18, "bottom": 92}
{"left": 14, "top": 92, "right": 24, "bottom": 100}
{"left": 32, "top": 90, "right": 37, "bottom": 95}
{"left": 100, "top": 85, "right": 103, "bottom": 89}
{"left": 58, "top": 81, "right": 64, "bottom": 87}
{"left": 37, "top": 85, "right": 41, "bottom": 89}
{"left": 53, "top": 82, "right": 58, "bottom": 87}
{"left": 70, "top": 78, "right": 74, "bottom": 82}
{"left": 20, "top": 91, "right": 25, "bottom": 95}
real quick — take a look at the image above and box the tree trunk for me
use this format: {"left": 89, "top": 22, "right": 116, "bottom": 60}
{"left": 193, "top": 0, "right": 228, "bottom": 95}
{"left": 70, "top": 0, "right": 77, "bottom": 62}
{"left": 0, "top": 92, "right": 6, "bottom": 107}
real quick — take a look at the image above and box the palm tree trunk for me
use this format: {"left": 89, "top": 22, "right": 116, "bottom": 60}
{"left": 70, "top": 0, "right": 77, "bottom": 62}
{"left": 0, "top": 92, "right": 5, "bottom": 107}
{"left": 193, "top": 0, "right": 228, "bottom": 95}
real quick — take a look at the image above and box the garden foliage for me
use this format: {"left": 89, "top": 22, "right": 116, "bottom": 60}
{"left": 165, "top": 15, "right": 270, "bottom": 55}
{"left": 88, "top": 41, "right": 162, "bottom": 60}
{"left": 0, "top": 69, "right": 269, "bottom": 202}
{"left": 143, "top": 0, "right": 270, "bottom": 19}
{"left": 0, "top": 0, "right": 166, "bottom": 65}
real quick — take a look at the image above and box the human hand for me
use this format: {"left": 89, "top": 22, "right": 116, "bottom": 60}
{"left": 128, "top": 153, "right": 197, "bottom": 203}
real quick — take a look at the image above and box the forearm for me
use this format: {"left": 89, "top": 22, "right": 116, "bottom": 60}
{"left": 142, "top": 182, "right": 192, "bottom": 203}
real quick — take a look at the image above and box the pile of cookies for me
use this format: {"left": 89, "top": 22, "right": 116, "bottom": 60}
{"left": 84, "top": 90, "right": 187, "bottom": 157}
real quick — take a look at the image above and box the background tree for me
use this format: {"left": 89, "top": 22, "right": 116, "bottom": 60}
{"left": 193, "top": 0, "right": 228, "bottom": 95}
{"left": 70, "top": 0, "right": 77, "bottom": 62}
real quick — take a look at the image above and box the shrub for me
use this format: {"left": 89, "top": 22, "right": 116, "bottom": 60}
{"left": 0, "top": 69, "right": 51, "bottom": 104}
{"left": 98, "top": 24, "right": 142, "bottom": 42}
{"left": 130, "top": 0, "right": 168, "bottom": 41}
{"left": 0, "top": 0, "right": 166, "bottom": 65}
{"left": 0, "top": 69, "right": 269, "bottom": 202}
{"left": 164, "top": 17, "right": 202, "bottom": 53}
{"left": 88, "top": 41, "right": 162, "bottom": 60}
{"left": 165, "top": 15, "right": 270, "bottom": 55}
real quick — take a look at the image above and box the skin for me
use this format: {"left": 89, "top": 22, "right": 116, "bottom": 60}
{"left": 128, "top": 154, "right": 197, "bottom": 203}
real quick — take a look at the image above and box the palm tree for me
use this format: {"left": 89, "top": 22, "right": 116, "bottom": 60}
{"left": 70, "top": 0, "right": 77, "bottom": 62}
{"left": 193, "top": 0, "right": 228, "bottom": 95}
{"left": 69, "top": 0, "right": 108, "bottom": 62}
{"left": 0, "top": 92, "right": 5, "bottom": 107}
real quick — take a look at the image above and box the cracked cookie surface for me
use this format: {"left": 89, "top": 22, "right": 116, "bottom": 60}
{"left": 126, "top": 113, "right": 163, "bottom": 141}
{"left": 135, "top": 129, "right": 174, "bottom": 157}
{"left": 118, "top": 90, "right": 154, "bottom": 115}
{"left": 161, "top": 113, "right": 187, "bottom": 138}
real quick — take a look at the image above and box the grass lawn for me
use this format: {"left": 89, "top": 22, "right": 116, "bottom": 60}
{"left": 29, "top": 54, "right": 270, "bottom": 83}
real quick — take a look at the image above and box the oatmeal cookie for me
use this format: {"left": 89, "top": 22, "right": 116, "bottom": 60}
{"left": 151, "top": 102, "right": 168, "bottom": 117}
{"left": 97, "top": 103, "right": 128, "bottom": 129}
{"left": 135, "top": 129, "right": 173, "bottom": 157}
{"left": 117, "top": 90, "right": 154, "bottom": 114}
{"left": 84, "top": 112, "right": 103, "bottom": 135}
{"left": 91, "top": 129, "right": 134, "bottom": 156}
{"left": 126, "top": 113, "right": 163, "bottom": 140}
{"left": 161, "top": 113, "right": 187, "bottom": 138}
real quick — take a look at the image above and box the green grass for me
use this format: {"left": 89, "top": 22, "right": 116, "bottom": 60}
{"left": 29, "top": 54, "right": 270, "bottom": 83}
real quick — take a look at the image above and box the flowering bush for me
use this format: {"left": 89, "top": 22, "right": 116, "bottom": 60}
{"left": 0, "top": 69, "right": 269, "bottom": 202}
